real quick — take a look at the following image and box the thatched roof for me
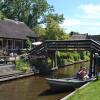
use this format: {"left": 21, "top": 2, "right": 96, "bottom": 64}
{"left": 0, "top": 19, "right": 37, "bottom": 39}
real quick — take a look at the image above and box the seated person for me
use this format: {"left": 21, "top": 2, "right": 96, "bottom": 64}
{"left": 83, "top": 74, "right": 89, "bottom": 81}
{"left": 77, "top": 66, "right": 89, "bottom": 80}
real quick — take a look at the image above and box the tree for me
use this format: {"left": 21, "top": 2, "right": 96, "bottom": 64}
{"left": 34, "top": 25, "right": 46, "bottom": 40}
{"left": 0, "top": 0, "right": 53, "bottom": 28}
{"left": 33, "top": 13, "right": 69, "bottom": 40}
{"left": 45, "top": 15, "right": 69, "bottom": 40}
{"left": 44, "top": 13, "right": 64, "bottom": 24}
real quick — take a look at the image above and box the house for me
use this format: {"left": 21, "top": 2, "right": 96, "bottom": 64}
{"left": 70, "top": 34, "right": 88, "bottom": 40}
{"left": 70, "top": 33, "right": 100, "bottom": 42}
{"left": 87, "top": 35, "right": 100, "bottom": 42}
{"left": 0, "top": 19, "right": 37, "bottom": 51}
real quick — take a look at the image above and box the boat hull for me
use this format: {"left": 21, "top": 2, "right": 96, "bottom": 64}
{"left": 45, "top": 78, "right": 89, "bottom": 90}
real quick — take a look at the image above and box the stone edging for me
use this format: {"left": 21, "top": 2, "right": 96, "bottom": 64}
{"left": 0, "top": 72, "right": 34, "bottom": 82}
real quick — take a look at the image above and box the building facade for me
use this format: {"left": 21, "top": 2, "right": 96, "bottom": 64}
{"left": 0, "top": 19, "right": 37, "bottom": 51}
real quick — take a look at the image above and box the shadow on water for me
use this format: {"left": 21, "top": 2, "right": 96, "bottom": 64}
{"left": 39, "top": 87, "right": 75, "bottom": 96}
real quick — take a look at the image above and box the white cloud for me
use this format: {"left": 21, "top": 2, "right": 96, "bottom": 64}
{"left": 78, "top": 4, "right": 100, "bottom": 18}
{"left": 61, "top": 19, "right": 80, "bottom": 27}
{"left": 60, "top": 18, "right": 100, "bottom": 34}
{"left": 60, "top": 4, "right": 100, "bottom": 34}
{"left": 82, "top": 21, "right": 100, "bottom": 26}
{"left": 79, "top": 4, "right": 100, "bottom": 15}
{"left": 61, "top": 18, "right": 100, "bottom": 27}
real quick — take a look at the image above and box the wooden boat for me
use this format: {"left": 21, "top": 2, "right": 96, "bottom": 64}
{"left": 45, "top": 77, "right": 91, "bottom": 90}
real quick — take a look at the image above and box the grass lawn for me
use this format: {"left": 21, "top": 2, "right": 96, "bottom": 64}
{"left": 67, "top": 80, "right": 100, "bottom": 100}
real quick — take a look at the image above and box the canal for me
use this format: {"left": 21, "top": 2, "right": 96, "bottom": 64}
{"left": 0, "top": 62, "right": 89, "bottom": 100}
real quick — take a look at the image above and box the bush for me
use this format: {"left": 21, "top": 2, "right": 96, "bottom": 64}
{"left": 16, "top": 60, "right": 30, "bottom": 72}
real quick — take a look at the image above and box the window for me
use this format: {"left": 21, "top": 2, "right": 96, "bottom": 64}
{"left": 15, "top": 40, "right": 22, "bottom": 49}
{"left": 8, "top": 40, "right": 13, "bottom": 49}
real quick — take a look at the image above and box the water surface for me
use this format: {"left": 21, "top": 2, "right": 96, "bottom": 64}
{"left": 0, "top": 62, "right": 89, "bottom": 100}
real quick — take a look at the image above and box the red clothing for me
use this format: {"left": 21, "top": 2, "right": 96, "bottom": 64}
{"left": 78, "top": 69, "right": 87, "bottom": 79}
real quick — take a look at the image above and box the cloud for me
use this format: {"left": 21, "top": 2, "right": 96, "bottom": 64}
{"left": 61, "top": 19, "right": 80, "bottom": 27}
{"left": 60, "top": 4, "right": 100, "bottom": 34}
{"left": 78, "top": 4, "right": 100, "bottom": 19}
{"left": 79, "top": 4, "right": 100, "bottom": 15}
{"left": 61, "top": 18, "right": 100, "bottom": 27}
{"left": 60, "top": 18, "right": 100, "bottom": 34}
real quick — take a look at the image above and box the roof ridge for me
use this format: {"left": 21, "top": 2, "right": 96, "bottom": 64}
{"left": 5, "top": 19, "right": 24, "bottom": 24}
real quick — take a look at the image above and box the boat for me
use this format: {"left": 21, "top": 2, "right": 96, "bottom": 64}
{"left": 45, "top": 77, "right": 91, "bottom": 90}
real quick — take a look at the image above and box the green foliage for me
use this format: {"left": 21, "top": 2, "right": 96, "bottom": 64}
{"left": 45, "top": 16, "right": 69, "bottom": 40}
{"left": 73, "top": 52, "right": 80, "bottom": 61}
{"left": 33, "top": 14, "right": 69, "bottom": 41}
{"left": 26, "top": 38, "right": 32, "bottom": 49}
{"left": 79, "top": 51, "right": 90, "bottom": 61}
{"left": 44, "top": 13, "right": 64, "bottom": 24}
{"left": 16, "top": 59, "right": 30, "bottom": 72}
{"left": 0, "top": 0, "right": 52, "bottom": 28}
{"left": 0, "top": 11, "right": 5, "bottom": 20}
{"left": 33, "top": 25, "right": 46, "bottom": 40}
{"left": 55, "top": 51, "right": 89, "bottom": 66}
{"left": 57, "top": 51, "right": 65, "bottom": 66}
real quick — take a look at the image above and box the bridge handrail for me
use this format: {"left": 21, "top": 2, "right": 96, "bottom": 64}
{"left": 29, "top": 41, "right": 46, "bottom": 54}
{"left": 45, "top": 39, "right": 91, "bottom": 49}
{"left": 90, "top": 39, "right": 100, "bottom": 52}
{"left": 29, "top": 39, "right": 100, "bottom": 55}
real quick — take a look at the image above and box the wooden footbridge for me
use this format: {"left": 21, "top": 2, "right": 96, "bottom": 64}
{"left": 29, "top": 39, "right": 100, "bottom": 77}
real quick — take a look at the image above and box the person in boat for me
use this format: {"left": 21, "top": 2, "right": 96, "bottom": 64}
{"left": 77, "top": 66, "right": 89, "bottom": 80}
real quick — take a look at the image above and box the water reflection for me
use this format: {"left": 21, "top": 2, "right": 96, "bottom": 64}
{"left": 0, "top": 62, "right": 89, "bottom": 100}
{"left": 0, "top": 77, "right": 68, "bottom": 100}
{"left": 53, "top": 62, "right": 89, "bottom": 78}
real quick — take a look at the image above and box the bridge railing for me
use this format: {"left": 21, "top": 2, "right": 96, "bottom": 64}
{"left": 30, "top": 42, "right": 46, "bottom": 55}
{"left": 29, "top": 39, "right": 100, "bottom": 56}
{"left": 90, "top": 40, "right": 100, "bottom": 52}
{"left": 45, "top": 39, "right": 91, "bottom": 50}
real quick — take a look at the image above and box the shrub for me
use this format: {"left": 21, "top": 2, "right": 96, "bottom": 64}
{"left": 16, "top": 59, "right": 30, "bottom": 72}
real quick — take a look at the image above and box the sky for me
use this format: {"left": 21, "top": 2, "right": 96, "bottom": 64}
{"left": 47, "top": 0, "right": 100, "bottom": 35}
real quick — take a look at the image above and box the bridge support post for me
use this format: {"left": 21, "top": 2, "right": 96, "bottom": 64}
{"left": 52, "top": 51, "right": 58, "bottom": 70}
{"left": 89, "top": 50, "right": 94, "bottom": 78}
{"left": 93, "top": 55, "right": 96, "bottom": 76}
{"left": 54, "top": 51, "right": 58, "bottom": 69}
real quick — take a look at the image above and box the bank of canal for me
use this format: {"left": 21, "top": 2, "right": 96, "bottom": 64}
{"left": 0, "top": 62, "right": 89, "bottom": 100}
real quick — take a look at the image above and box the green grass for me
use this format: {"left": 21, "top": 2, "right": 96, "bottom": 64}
{"left": 67, "top": 80, "right": 100, "bottom": 100}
